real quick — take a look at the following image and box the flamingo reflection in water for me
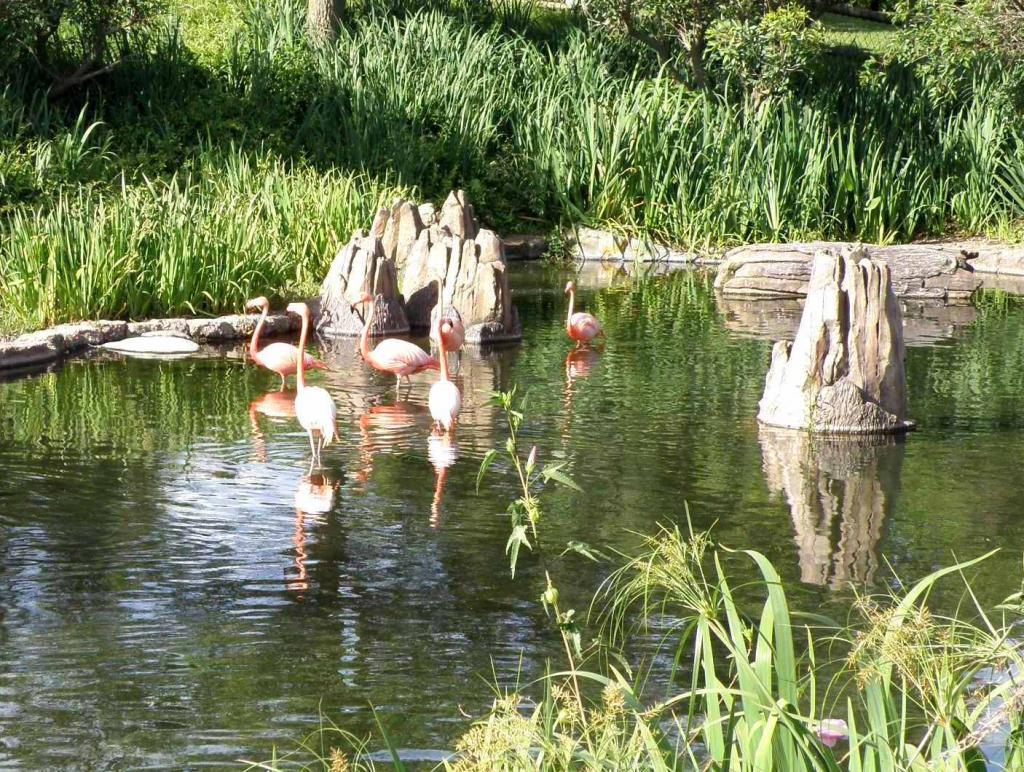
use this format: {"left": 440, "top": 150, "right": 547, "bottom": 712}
{"left": 427, "top": 433, "right": 459, "bottom": 529}
{"left": 354, "top": 401, "right": 426, "bottom": 489}
{"left": 285, "top": 472, "right": 338, "bottom": 594}
{"left": 248, "top": 390, "right": 297, "bottom": 462}
{"left": 562, "top": 347, "right": 600, "bottom": 444}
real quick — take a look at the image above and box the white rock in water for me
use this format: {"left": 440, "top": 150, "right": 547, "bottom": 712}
{"left": 101, "top": 335, "right": 199, "bottom": 355}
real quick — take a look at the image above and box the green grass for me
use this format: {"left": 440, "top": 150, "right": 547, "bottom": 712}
{"left": 0, "top": 147, "right": 406, "bottom": 329}
{"left": 818, "top": 12, "right": 895, "bottom": 55}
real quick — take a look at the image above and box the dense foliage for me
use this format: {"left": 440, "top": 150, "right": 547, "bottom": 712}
{"left": 1, "top": 0, "right": 1023, "bottom": 335}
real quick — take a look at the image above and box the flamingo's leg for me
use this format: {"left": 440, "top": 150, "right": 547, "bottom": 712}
{"left": 279, "top": 373, "right": 286, "bottom": 391}
{"left": 308, "top": 431, "right": 316, "bottom": 460}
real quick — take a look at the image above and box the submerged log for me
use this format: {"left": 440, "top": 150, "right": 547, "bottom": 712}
{"left": 715, "top": 242, "right": 981, "bottom": 303}
{"left": 757, "top": 247, "right": 913, "bottom": 434}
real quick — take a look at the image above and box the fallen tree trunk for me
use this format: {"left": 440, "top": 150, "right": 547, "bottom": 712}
{"left": 715, "top": 241, "right": 982, "bottom": 303}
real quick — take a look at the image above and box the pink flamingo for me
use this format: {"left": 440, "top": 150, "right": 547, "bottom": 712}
{"left": 356, "top": 293, "right": 438, "bottom": 391}
{"left": 430, "top": 277, "right": 465, "bottom": 354}
{"left": 564, "top": 281, "right": 604, "bottom": 346}
{"left": 287, "top": 302, "right": 337, "bottom": 465}
{"left": 246, "top": 296, "right": 326, "bottom": 389}
{"left": 429, "top": 319, "right": 462, "bottom": 434}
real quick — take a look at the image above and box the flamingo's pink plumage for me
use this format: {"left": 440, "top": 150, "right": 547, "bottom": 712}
{"left": 247, "top": 296, "right": 326, "bottom": 388}
{"left": 564, "top": 281, "right": 604, "bottom": 345}
{"left": 357, "top": 293, "right": 438, "bottom": 385}
{"left": 430, "top": 277, "right": 465, "bottom": 354}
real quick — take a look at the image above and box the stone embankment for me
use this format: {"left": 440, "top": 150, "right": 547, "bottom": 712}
{"left": 0, "top": 313, "right": 298, "bottom": 372}
{"left": 4, "top": 231, "right": 1024, "bottom": 373}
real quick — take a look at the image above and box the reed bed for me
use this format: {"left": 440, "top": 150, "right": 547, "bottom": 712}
{"left": 0, "top": 149, "right": 405, "bottom": 330}
{"left": 3, "top": 4, "right": 1024, "bottom": 332}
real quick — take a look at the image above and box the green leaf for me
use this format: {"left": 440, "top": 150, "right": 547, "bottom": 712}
{"left": 541, "top": 463, "right": 583, "bottom": 492}
{"left": 560, "top": 541, "right": 610, "bottom": 562}
{"left": 505, "top": 524, "right": 532, "bottom": 578}
{"left": 476, "top": 448, "right": 498, "bottom": 493}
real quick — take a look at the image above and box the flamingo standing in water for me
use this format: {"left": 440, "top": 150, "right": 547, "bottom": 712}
{"left": 246, "top": 296, "right": 326, "bottom": 389}
{"left": 355, "top": 293, "right": 438, "bottom": 392}
{"left": 429, "top": 319, "right": 462, "bottom": 434}
{"left": 287, "top": 302, "right": 337, "bottom": 465}
{"left": 430, "top": 276, "right": 465, "bottom": 356}
{"left": 564, "top": 281, "right": 604, "bottom": 346}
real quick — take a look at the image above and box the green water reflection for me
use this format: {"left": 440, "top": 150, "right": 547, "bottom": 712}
{"left": 1, "top": 267, "right": 1024, "bottom": 766}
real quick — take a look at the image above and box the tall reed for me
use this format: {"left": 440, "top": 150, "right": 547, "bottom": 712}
{"left": 4, "top": 7, "right": 1024, "bottom": 333}
{"left": 0, "top": 149, "right": 405, "bottom": 330}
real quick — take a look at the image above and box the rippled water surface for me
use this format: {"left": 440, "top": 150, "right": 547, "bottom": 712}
{"left": 3, "top": 264, "right": 1024, "bottom": 767}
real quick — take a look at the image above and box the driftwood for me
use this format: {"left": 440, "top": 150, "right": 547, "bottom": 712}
{"left": 715, "top": 242, "right": 982, "bottom": 303}
{"left": 757, "top": 247, "right": 912, "bottom": 434}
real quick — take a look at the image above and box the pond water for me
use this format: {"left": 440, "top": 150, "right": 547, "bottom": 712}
{"left": 2, "top": 264, "right": 1024, "bottom": 767}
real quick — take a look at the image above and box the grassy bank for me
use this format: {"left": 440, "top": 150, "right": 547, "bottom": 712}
{"left": 2, "top": 0, "right": 1024, "bottom": 333}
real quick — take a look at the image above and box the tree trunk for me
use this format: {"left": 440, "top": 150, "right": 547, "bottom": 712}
{"left": 756, "top": 247, "right": 912, "bottom": 434}
{"left": 306, "top": 0, "right": 345, "bottom": 43}
{"left": 686, "top": 26, "right": 708, "bottom": 89}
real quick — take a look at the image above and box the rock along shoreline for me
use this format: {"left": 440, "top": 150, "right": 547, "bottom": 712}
{"left": 0, "top": 312, "right": 300, "bottom": 373}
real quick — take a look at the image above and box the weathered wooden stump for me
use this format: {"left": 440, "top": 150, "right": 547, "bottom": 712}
{"left": 757, "top": 247, "right": 913, "bottom": 434}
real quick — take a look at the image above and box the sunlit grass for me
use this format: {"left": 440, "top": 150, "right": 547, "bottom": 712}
{"left": 3, "top": 5, "right": 1024, "bottom": 334}
{"left": 817, "top": 12, "right": 895, "bottom": 55}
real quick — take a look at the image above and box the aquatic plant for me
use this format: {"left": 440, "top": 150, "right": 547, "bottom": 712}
{"left": 251, "top": 523, "right": 1024, "bottom": 770}
{"left": 250, "top": 386, "right": 1024, "bottom": 770}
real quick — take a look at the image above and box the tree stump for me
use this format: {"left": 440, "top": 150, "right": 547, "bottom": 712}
{"left": 757, "top": 247, "right": 913, "bottom": 434}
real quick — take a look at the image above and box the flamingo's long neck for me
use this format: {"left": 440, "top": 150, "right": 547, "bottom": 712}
{"left": 438, "top": 325, "right": 451, "bottom": 383}
{"left": 250, "top": 304, "right": 268, "bottom": 356}
{"left": 566, "top": 288, "right": 575, "bottom": 334}
{"left": 295, "top": 310, "right": 308, "bottom": 391}
{"left": 359, "top": 299, "right": 375, "bottom": 360}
